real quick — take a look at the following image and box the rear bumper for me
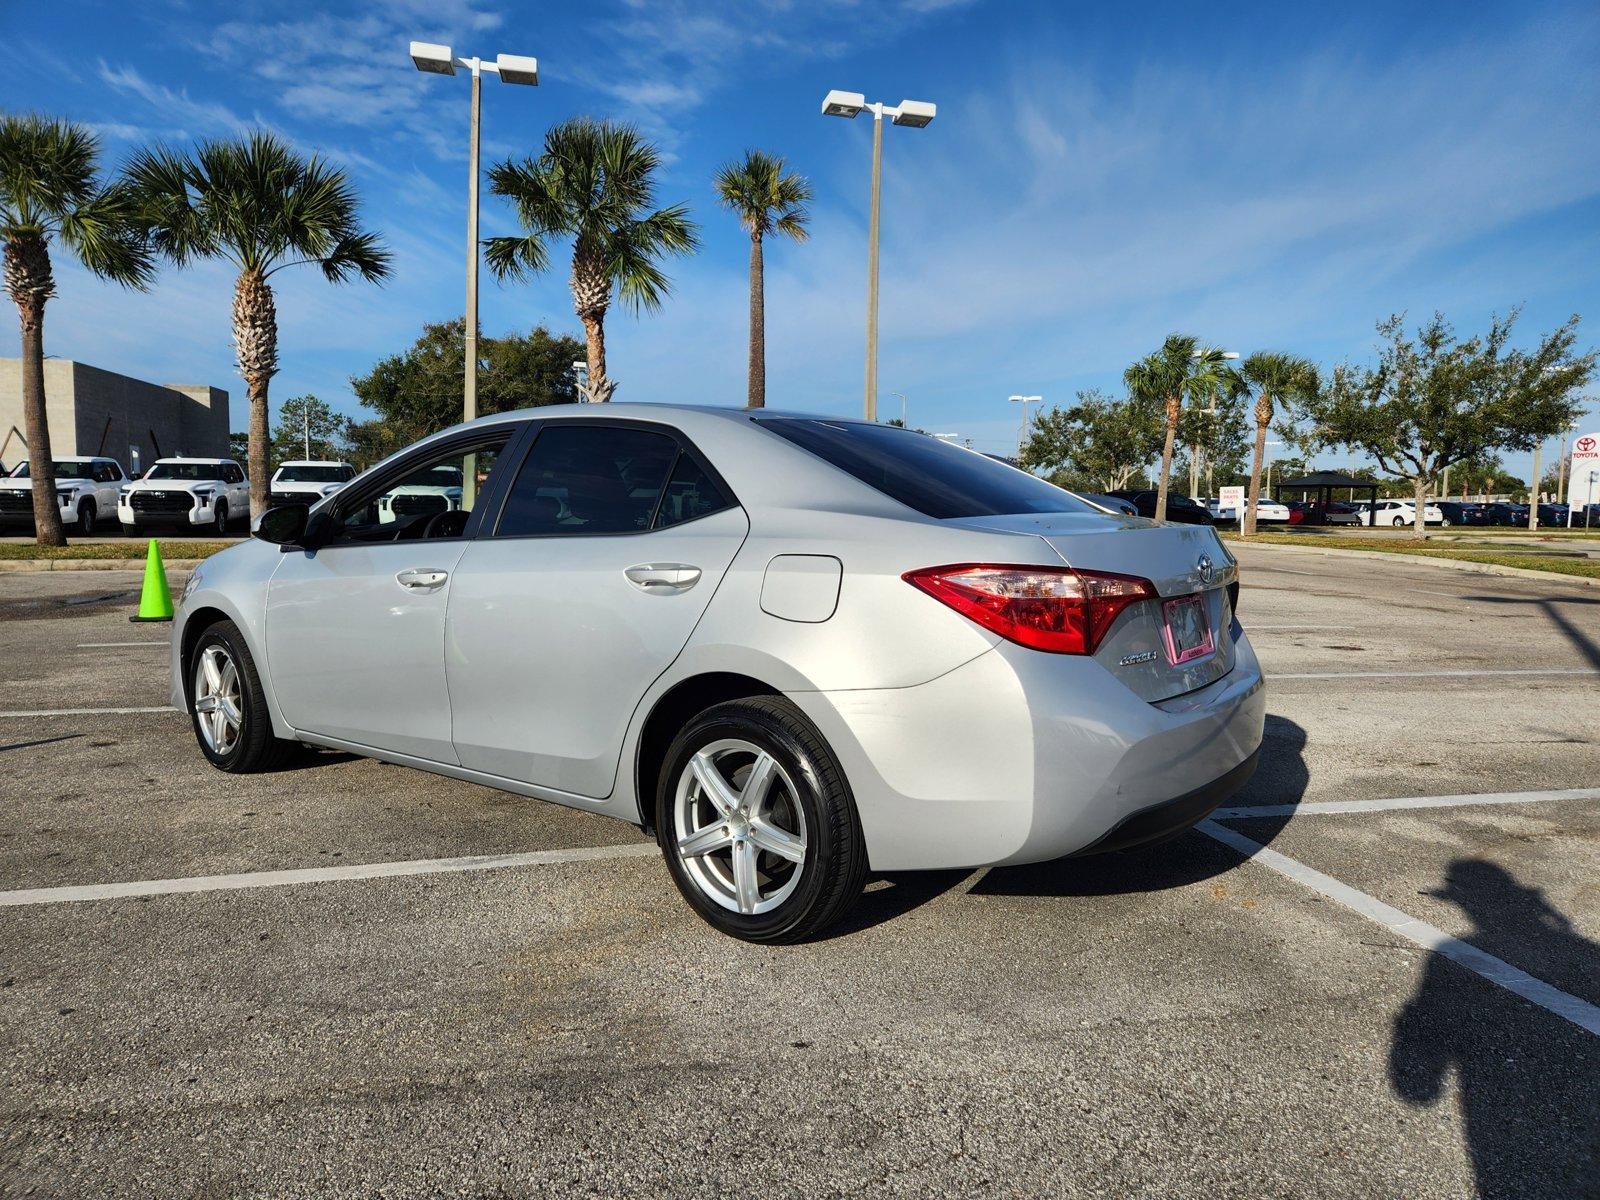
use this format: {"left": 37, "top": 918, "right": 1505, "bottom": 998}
{"left": 790, "top": 628, "right": 1267, "bottom": 871}
{"left": 1069, "top": 748, "right": 1257, "bottom": 856}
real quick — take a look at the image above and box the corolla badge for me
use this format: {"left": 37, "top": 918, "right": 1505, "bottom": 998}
{"left": 1196, "top": 554, "right": 1214, "bottom": 584}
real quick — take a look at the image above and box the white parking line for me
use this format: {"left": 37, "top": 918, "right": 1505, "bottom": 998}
{"left": 1199, "top": 820, "right": 1600, "bottom": 1037}
{"left": 1244, "top": 624, "right": 1349, "bottom": 631}
{"left": 77, "top": 641, "right": 169, "bottom": 648}
{"left": 1211, "top": 787, "right": 1600, "bottom": 820}
{"left": 1267, "top": 668, "right": 1599, "bottom": 681}
{"left": 0, "top": 706, "right": 175, "bottom": 718}
{"left": 0, "top": 843, "right": 662, "bottom": 908}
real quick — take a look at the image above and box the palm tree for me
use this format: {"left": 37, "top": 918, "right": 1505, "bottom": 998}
{"left": 1240, "top": 352, "right": 1318, "bottom": 535}
{"left": 1, "top": 114, "right": 153, "bottom": 546}
{"left": 714, "top": 150, "right": 811, "bottom": 408}
{"left": 484, "top": 118, "right": 698, "bottom": 404}
{"left": 127, "top": 132, "right": 390, "bottom": 517}
{"left": 1124, "top": 335, "right": 1241, "bottom": 521}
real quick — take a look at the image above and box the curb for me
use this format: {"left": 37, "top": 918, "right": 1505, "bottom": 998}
{"left": 0, "top": 559, "right": 203, "bottom": 573}
{"left": 1239, "top": 542, "right": 1600, "bottom": 589}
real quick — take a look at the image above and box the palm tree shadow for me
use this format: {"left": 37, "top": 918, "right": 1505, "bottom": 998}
{"left": 1388, "top": 860, "right": 1600, "bottom": 1197}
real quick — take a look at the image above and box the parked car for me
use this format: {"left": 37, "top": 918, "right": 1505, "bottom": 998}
{"left": 1078, "top": 493, "right": 1141, "bottom": 517}
{"left": 269, "top": 460, "right": 357, "bottom": 507}
{"left": 174, "top": 406, "right": 1265, "bottom": 942}
{"left": 0, "top": 456, "right": 129, "bottom": 534}
{"left": 376, "top": 462, "right": 465, "bottom": 524}
{"left": 1356, "top": 498, "right": 1444, "bottom": 526}
{"left": 1481, "top": 502, "right": 1529, "bottom": 527}
{"left": 1534, "top": 503, "right": 1569, "bottom": 526}
{"left": 1108, "top": 489, "right": 1215, "bottom": 525}
{"left": 1434, "top": 501, "right": 1492, "bottom": 527}
{"left": 1207, "top": 496, "right": 1290, "bottom": 524}
{"left": 119, "top": 457, "right": 249, "bottom": 535}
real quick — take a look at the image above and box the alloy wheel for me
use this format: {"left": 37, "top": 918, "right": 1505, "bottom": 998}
{"left": 193, "top": 645, "right": 244, "bottom": 756}
{"left": 672, "top": 737, "right": 808, "bottom": 915}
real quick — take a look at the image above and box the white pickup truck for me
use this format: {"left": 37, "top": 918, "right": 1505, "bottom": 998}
{"left": 269, "top": 460, "right": 357, "bottom": 508}
{"left": 0, "top": 456, "right": 129, "bottom": 534}
{"left": 119, "top": 457, "right": 249, "bottom": 535}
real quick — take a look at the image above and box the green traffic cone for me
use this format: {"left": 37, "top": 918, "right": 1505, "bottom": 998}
{"left": 130, "top": 538, "right": 174, "bottom": 623}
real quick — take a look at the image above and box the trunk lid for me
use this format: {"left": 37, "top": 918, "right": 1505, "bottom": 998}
{"left": 953, "top": 512, "right": 1238, "bottom": 702}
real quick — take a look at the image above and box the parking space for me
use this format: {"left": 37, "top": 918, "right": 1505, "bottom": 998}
{"left": 1, "top": 546, "right": 1597, "bottom": 1197}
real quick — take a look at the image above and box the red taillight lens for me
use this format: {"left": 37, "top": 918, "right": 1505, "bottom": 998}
{"left": 903, "top": 563, "right": 1155, "bottom": 655}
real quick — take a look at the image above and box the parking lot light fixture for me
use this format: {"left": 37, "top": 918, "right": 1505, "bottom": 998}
{"left": 821, "top": 89, "right": 938, "bottom": 421}
{"left": 409, "top": 39, "right": 539, "bottom": 435}
{"left": 1009, "top": 394, "right": 1042, "bottom": 457}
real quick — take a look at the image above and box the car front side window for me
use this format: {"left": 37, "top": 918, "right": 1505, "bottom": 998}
{"left": 331, "top": 435, "right": 511, "bottom": 545}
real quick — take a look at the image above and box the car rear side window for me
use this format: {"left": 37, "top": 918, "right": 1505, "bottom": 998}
{"left": 655, "top": 452, "right": 733, "bottom": 528}
{"left": 496, "top": 425, "right": 680, "bottom": 537}
{"left": 756, "top": 418, "right": 1097, "bottom": 519}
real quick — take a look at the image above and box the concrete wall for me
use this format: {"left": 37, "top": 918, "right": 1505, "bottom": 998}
{"left": 0, "top": 359, "right": 229, "bottom": 472}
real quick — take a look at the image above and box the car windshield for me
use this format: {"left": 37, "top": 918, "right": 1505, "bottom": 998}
{"left": 276, "top": 465, "right": 349, "bottom": 483}
{"left": 147, "top": 462, "right": 224, "bottom": 481}
{"left": 410, "top": 466, "right": 462, "bottom": 488}
{"left": 12, "top": 460, "right": 95, "bottom": 480}
{"left": 756, "top": 419, "right": 1097, "bottom": 520}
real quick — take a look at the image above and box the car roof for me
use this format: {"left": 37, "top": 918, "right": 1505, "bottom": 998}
{"left": 277, "top": 460, "right": 349, "bottom": 466}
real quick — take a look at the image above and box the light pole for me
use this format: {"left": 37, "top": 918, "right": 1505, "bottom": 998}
{"left": 571, "top": 360, "right": 590, "bottom": 403}
{"left": 1009, "top": 394, "right": 1041, "bottom": 458}
{"left": 821, "top": 89, "right": 937, "bottom": 422}
{"left": 410, "top": 41, "right": 538, "bottom": 433}
{"left": 1189, "top": 349, "right": 1239, "bottom": 500}
{"left": 890, "top": 391, "right": 908, "bottom": 427}
{"left": 1264, "top": 439, "right": 1285, "bottom": 498}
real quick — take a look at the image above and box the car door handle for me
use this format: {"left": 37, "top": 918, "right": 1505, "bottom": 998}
{"left": 396, "top": 568, "right": 450, "bottom": 591}
{"left": 624, "top": 563, "right": 701, "bottom": 592}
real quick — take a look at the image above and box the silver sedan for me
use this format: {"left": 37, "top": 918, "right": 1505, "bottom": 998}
{"left": 172, "top": 405, "right": 1265, "bottom": 941}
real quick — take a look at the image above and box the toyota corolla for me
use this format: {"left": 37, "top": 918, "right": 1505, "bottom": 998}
{"left": 173, "top": 406, "right": 1265, "bottom": 942}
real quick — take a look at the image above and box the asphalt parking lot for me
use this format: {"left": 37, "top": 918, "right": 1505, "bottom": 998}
{"left": 1, "top": 546, "right": 1596, "bottom": 1198}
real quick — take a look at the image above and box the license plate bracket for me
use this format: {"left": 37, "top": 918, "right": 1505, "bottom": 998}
{"left": 1161, "top": 593, "right": 1215, "bottom": 666}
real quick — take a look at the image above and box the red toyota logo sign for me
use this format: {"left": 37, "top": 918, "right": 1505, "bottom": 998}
{"left": 1577, "top": 435, "right": 1598, "bottom": 454}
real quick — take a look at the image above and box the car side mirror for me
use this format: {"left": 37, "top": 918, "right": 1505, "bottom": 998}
{"left": 254, "top": 504, "right": 308, "bottom": 547}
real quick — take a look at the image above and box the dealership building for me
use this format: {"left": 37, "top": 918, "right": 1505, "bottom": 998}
{"left": 0, "top": 358, "right": 229, "bottom": 475}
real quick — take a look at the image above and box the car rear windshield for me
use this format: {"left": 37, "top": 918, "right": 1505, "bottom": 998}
{"left": 147, "top": 462, "right": 224, "bottom": 481}
{"left": 755, "top": 418, "right": 1097, "bottom": 520}
{"left": 276, "top": 464, "right": 349, "bottom": 483}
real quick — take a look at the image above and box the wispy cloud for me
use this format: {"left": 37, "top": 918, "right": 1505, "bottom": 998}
{"left": 96, "top": 62, "right": 256, "bottom": 138}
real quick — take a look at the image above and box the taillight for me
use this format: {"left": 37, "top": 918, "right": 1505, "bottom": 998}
{"left": 903, "top": 563, "right": 1156, "bottom": 655}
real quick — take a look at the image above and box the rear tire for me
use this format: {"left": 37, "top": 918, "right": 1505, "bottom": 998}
{"left": 187, "top": 619, "right": 300, "bottom": 773}
{"left": 1392, "top": 515, "right": 1406, "bottom": 526}
{"left": 657, "top": 696, "right": 867, "bottom": 943}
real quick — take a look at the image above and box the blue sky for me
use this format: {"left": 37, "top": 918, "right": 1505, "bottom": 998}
{"left": 3, "top": 0, "right": 1598, "bottom": 477}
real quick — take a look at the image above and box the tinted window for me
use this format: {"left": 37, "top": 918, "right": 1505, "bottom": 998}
{"left": 497, "top": 425, "right": 678, "bottom": 537}
{"left": 334, "top": 436, "right": 508, "bottom": 543}
{"left": 276, "top": 464, "right": 348, "bottom": 483}
{"left": 656, "top": 453, "right": 733, "bottom": 528}
{"left": 148, "top": 462, "right": 224, "bottom": 481}
{"left": 758, "top": 419, "right": 1097, "bottom": 520}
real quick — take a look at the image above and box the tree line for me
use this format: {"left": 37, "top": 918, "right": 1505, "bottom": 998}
{"left": 1022, "top": 314, "right": 1595, "bottom": 536}
{"left": 1, "top": 111, "right": 809, "bottom": 545}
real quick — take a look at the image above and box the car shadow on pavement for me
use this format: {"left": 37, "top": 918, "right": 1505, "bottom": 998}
{"left": 1461, "top": 594, "right": 1600, "bottom": 672}
{"left": 1388, "top": 860, "right": 1600, "bottom": 1199}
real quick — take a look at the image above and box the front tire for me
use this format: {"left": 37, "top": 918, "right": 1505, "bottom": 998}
{"left": 657, "top": 697, "right": 867, "bottom": 943}
{"left": 213, "top": 501, "right": 229, "bottom": 535}
{"left": 187, "top": 619, "right": 300, "bottom": 773}
{"left": 77, "top": 500, "right": 96, "bottom": 535}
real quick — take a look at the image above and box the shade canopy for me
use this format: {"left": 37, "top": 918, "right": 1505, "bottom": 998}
{"left": 1276, "top": 471, "right": 1373, "bottom": 489}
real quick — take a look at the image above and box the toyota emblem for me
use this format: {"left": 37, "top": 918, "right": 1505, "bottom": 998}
{"left": 1196, "top": 554, "right": 1214, "bottom": 584}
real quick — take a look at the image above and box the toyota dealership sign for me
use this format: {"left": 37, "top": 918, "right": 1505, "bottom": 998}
{"left": 1570, "top": 430, "right": 1600, "bottom": 521}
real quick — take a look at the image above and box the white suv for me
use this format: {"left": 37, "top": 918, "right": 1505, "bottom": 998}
{"left": 270, "top": 460, "right": 356, "bottom": 507}
{"left": 119, "top": 458, "right": 249, "bottom": 535}
{"left": 0, "top": 456, "right": 128, "bottom": 534}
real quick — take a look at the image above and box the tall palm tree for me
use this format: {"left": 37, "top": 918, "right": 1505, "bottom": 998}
{"left": 1, "top": 114, "right": 152, "bottom": 546}
{"left": 484, "top": 118, "right": 697, "bottom": 404}
{"left": 1124, "top": 335, "right": 1240, "bottom": 521}
{"left": 714, "top": 150, "right": 811, "bottom": 409}
{"left": 1240, "top": 352, "right": 1318, "bottom": 535}
{"left": 127, "top": 132, "right": 390, "bottom": 517}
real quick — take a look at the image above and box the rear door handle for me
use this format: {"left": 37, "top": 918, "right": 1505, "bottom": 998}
{"left": 624, "top": 563, "right": 701, "bottom": 593}
{"left": 396, "top": 568, "right": 450, "bottom": 591}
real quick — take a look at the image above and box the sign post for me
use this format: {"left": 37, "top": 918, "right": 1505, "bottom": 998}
{"left": 1219, "top": 484, "right": 1246, "bottom": 527}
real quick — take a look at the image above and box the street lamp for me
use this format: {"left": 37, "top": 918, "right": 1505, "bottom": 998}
{"left": 409, "top": 41, "right": 538, "bottom": 436}
{"left": 1189, "top": 349, "right": 1239, "bottom": 499}
{"left": 1009, "top": 395, "right": 1041, "bottom": 457}
{"left": 821, "top": 88, "right": 937, "bottom": 422}
{"left": 889, "top": 391, "right": 908, "bottom": 427}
